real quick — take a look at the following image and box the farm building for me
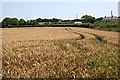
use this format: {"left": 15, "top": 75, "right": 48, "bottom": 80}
{"left": 103, "top": 16, "right": 118, "bottom": 21}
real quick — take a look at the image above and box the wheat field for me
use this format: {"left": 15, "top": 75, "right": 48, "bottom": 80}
{"left": 1, "top": 27, "right": 119, "bottom": 78}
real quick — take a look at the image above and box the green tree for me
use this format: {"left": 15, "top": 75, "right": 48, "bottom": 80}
{"left": 2, "top": 17, "right": 11, "bottom": 28}
{"left": 96, "top": 17, "right": 103, "bottom": 20}
{"left": 36, "top": 18, "right": 42, "bottom": 22}
{"left": 19, "top": 19, "right": 26, "bottom": 25}
{"left": 51, "top": 18, "right": 59, "bottom": 22}
{"left": 26, "top": 20, "right": 38, "bottom": 25}
{"left": 0, "top": 22, "right": 2, "bottom": 28}
{"left": 31, "top": 20, "right": 38, "bottom": 25}
{"left": 81, "top": 15, "right": 96, "bottom": 23}
{"left": 10, "top": 18, "right": 19, "bottom": 26}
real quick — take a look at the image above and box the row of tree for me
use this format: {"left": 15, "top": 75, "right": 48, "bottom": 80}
{"left": 2, "top": 15, "right": 102, "bottom": 28}
{"left": 2, "top": 17, "right": 64, "bottom": 28}
{"left": 36, "top": 18, "right": 62, "bottom": 22}
{"left": 2, "top": 17, "right": 26, "bottom": 27}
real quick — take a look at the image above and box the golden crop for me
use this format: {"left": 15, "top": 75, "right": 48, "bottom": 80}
{"left": 1, "top": 27, "right": 119, "bottom": 78}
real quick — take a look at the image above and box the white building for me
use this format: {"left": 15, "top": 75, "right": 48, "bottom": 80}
{"left": 74, "top": 21, "right": 82, "bottom": 24}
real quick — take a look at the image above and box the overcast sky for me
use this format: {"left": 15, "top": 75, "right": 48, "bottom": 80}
{"left": 0, "top": 0, "right": 119, "bottom": 21}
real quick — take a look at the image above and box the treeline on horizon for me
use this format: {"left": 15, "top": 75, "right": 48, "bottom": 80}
{"left": 1, "top": 15, "right": 120, "bottom": 32}
{"left": 1, "top": 15, "right": 97, "bottom": 27}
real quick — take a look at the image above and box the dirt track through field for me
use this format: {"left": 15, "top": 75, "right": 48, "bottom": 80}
{"left": 2, "top": 27, "right": 118, "bottom": 44}
{"left": 65, "top": 28, "right": 85, "bottom": 40}
{"left": 65, "top": 27, "right": 118, "bottom": 45}
{"left": 1, "top": 27, "right": 119, "bottom": 78}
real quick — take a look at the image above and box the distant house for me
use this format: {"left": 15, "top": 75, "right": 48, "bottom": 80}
{"left": 103, "top": 16, "right": 118, "bottom": 21}
{"left": 38, "top": 22, "right": 51, "bottom": 25}
{"left": 74, "top": 21, "right": 82, "bottom": 24}
{"left": 72, "top": 19, "right": 82, "bottom": 24}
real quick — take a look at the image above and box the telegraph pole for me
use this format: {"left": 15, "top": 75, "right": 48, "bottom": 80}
{"left": 111, "top": 11, "right": 113, "bottom": 20}
{"left": 76, "top": 14, "right": 78, "bottom": 20}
